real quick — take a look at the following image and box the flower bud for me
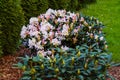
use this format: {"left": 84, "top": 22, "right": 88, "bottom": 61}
{"left": 77, "top": 51, "right": 81, "bottom": 57}
{"left": 50, "top": 62, "right": 53, "bottom": 67}
{"left": 52, "top": 49, "right": 55, "bottom": 55}
{"left": 73, "top": 37, "right": 77, "bottom": 44}
{"left": 77, "top": 69, "right": 80, "bottom": 75}
{"left": 72, "top": 57, "right": 75, "bottom": 64}
{"left": 95, "top": 60, "right": 98, "bottom": 66}
{"left": 30, "top": 68, "right": 36, "bottom": 74}
{"left": 53, "top": 58, "right": 56, "bottom": 63}
{"left": 40, "top": 64, "right": 44, "bottom": 69}
{"left": 55, "top": 68, "right": 59, "bottom": 73}
{"left": 89, "top": 45, "right": 92, "bottom": 51}
{"left": 84, "top": 63, "right": 88, "bottom": 69}
{"left": 62, "top": 60, "right": 65, "bottom": 65}
{"left": 70, "top": 23, "right": 74, "bottom": 30}
{"left": 49, "top": 59, "right": 52, "bottom": 63}
{"left": 22, "top": 66, "right": 26, "bottom": 71}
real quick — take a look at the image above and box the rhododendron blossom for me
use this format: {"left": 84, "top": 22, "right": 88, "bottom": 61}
{"left": 20, "top": 9, "right": 105, "bottom": 57}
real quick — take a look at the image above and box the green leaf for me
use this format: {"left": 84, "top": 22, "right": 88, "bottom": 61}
{"left": 23, "top": 71, "right": 30, "bottom": 75}
{"left": 20, "top": 76, "right": 31, "bottom": 80}
{"left": 58, "top": 77, "right": 63, "bottom": 80}
{"left": 67, "top": 71, "right": 73, "bottom": 74}
{"left": 36, "top": 78, "right": 42, "bottom": 80}
{"left": 61, "top": 69, "right": 66, "bottom": 73}
{"left": 78, "top": 75, "right": 84, "bottom": 80}
{"left": 46, "top": 74, "right": 53, "bottom": 78}
{"left": 33, "top": 56, "right": 39, "bottom": 62}
{"left": 98, "top": 74, "right": 104, "bottom": 79}
{"left": 17, "top": 62, "right": 23, "bottom": 68}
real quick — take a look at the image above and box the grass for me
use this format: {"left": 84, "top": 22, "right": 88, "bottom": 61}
{"left": 80, "top": 0, "right": 120, "bottom": 62}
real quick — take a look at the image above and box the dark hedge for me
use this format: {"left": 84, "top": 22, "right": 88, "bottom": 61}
{"left": 21, "top": 0, "right": 96, "bottom": 23}
{"left": 21, "top": 0, "right": 49, "bottom": 23}
{"left": 0, "top": 0, "right": 25, "bottom": 56}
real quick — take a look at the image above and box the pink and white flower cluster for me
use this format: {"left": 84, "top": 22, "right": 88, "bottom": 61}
{"left": 20, "top": 9, "right": 105, "bottom": 57}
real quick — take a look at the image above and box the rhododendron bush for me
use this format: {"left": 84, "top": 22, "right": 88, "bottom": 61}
{"left": 16, "top": 9, "right": 114, "bottom": 80}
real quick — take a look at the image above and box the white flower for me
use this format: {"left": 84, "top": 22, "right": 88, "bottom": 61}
{"left": 47, "top": 50, "right": 52, "bottom": 55}
{"left": 55, "top": 32, "right": 65, "bottom": 40}
{"left": 100, "top": 36, "right": 104, "bottom": 41}
{"left": 40, "top": 21, "right": 53, "bottom": 31}
{"left": 57, "top": 18, "right": 64, "bottom": 22}
{"left": 62, "top": 30, "right": 69, "bottom": 36}
{"left": 28, "top": 25, "right": 37, "bottom": 31}
{"left": 51, "top": 38, "right": 61, "bottom": 45}
{"left": 87, "top": 32, "right": 90, "bottom": 35}
{"left": 61, "top": 24, "right": 69, "bottom": 36}
{"left": 29, "top": 31, "right": 40, "bottom": 37}
{"left": 42, "top": 31, "right": 48, "bottom": 40}
{"left": 20, "top": 26, "right": 27, "bottom": 39}
{"left": 46, "top": 8, "right": 54, "bottom": 15}
{"left": 49, "top": 31, "right": 53, "bottom": 36}
{"left": 61, "top": 46, "right": 69, "bottom": 51}
{"left": 89, "top": 26, "right": 92, "bottom": 29}
{"left": 29, "top": 17, "right": 38, "bottom": 24}
{"left": 69, "top": 12, "right": 75, "bottom": 18}
{"left": 58, "top": 10, "right": 66, "bottom": 17}
{"left": 94, "top": 35, "right": 99, "bottom": 40}
{"left": 37, "top": 50, "right": 46, "bottom": 57}
{"left": 32, "top": 38, "right": 36, "bottom": 43}
{"left": 73, "top": 29, "right": 78, "bottom": 34}
{"left": 80, "top": 17, "right": 84, "bottom": 22}
{"left": 63, "top": 24, "right": 69, "bottom": 30}
{"left": 35, "top": 41, "right": 43, "bottom": 50}
{"left": 28, "top": 39, "right": 36, "bottom": 48}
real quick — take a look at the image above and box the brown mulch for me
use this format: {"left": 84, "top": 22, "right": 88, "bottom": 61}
{"left": 108, "top": 66, "right": 120, "bottom": 80}
{"left": 0, "top": 48, "right": 120, "bottom": 80}
{"left": 0, "top": 53, "right": 22, "bottom": 80}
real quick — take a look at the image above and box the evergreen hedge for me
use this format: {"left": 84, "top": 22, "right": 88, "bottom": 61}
{"left": 21, "top": 0, "right": 96, "bottom": 23}
{"left": 0, "top": 0, "right": 25, "bottom": 55}
{"left": 21, "top": 0, "right": 49, "bottom": 23}
{"left": 0, "top": 29, "right": 2, "bottom": 57}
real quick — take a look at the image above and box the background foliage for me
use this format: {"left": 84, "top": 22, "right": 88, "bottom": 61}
{"left": 0, "top": 0, "right": 25, "bottom": 56}
{"left": 21, "top": 0, "right": 96, "bottom": 23}
{"left": 21, "top": 0, "right": 49, "bottom": 23}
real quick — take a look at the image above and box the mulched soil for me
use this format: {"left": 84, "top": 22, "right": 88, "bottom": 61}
{"left": 0, "top": 48, "right": 120, "bottom": 80}
{"left": 0, "top": 52, "right": 23, "bottom": 80}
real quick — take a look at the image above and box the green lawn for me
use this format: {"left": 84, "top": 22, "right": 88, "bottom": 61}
{"left": 80, "top": 0, "right": 120, "bottom": 62}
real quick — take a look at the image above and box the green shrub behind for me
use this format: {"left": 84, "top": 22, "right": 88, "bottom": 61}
{"left": 21, "top": 0, "right": 49, "bottom": 23}
{"left": 56, "top": 0, "right": 71, "bottom": 10}
{"left": 0, "top": 30, "right": 3, "bottom": 57}
{"left": 0, "top": 43, "right": 2, "bottom": 57}
{"left": 21, "top": 0, "right": 96, "bottom": 22}
{"left": 0, "top": 0, "right": 25, "bottom": 55}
